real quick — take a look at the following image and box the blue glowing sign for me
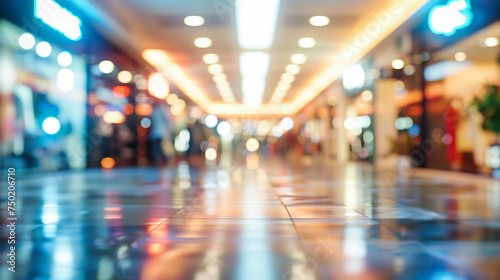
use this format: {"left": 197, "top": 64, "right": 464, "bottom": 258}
{"left": 429, "top": 0, "right": 473, "bottom": 36}
{"left": 35, "top": 0, "right": 82, "bottom": 41}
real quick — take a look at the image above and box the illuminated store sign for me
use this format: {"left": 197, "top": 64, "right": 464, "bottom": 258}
{"left": 429, "top": 0, "right": 473, "bottom": 36}
{"left": 35, "top": 0, "right": 82, "bottom": 41}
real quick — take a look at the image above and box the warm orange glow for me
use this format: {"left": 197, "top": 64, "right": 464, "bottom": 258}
{"left": 205, "top": 103, "right": 295, "bottom": 117}
{"left": 148, "top": 73, "right": 170, "bottom": 99}
{"left": 94, "top": 104, "right": 105, "bottom": 116}
{"left": 142, "top": 49, "right": 170, "bottom": 68}
{"left": 103, "top": 111, "right": 125, "bottom": 124}
{"left": 147, "top": 243, "right": 166, "bottom": 255}
{"left": 147, "top": 222, "right": 168, "bottom": 255}
{"left": 101, "top": 157, "right": 115, "bottom": 169}
{"left": 135, "top": 104, "right": 153, "bottom": 116}
{"left": 142, "top": 49, "right": 212, "bottom": 111}
{"left": 112, "top": 86, "right": 131, "bottom": 98}
{"left": 123, "top": 104, "right": 134, "bottom": 115}
{"left": 316, "top": 107, "right": 328, "bottom": 119}
{"left": 104, "top": 206, "right": 122, "bottom": 219}
{"left": 246, "top": 153, "right": 259, "bottom": 169}
{"left": 290, "top": 0, "right": 430, "bottom": 114}
{"left": 395, "top": 89, "right": 423, "bottom": 108}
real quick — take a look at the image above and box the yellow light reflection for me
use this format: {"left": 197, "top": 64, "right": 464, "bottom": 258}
{"left": 246, "top": 153, "right": 259, "bottom": 169}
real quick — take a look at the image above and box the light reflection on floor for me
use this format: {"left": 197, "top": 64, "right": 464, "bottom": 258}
{"left": 1, "top": 158, "right": 500, "bottom": 279}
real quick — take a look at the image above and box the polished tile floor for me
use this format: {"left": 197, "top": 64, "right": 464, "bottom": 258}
{"left": 1, "top": 158, "right": 500, "bottom": 279}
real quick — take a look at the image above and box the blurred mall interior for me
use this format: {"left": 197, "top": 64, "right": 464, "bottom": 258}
{"left": 1, "top": 0, "right": 500, "bottom": 279}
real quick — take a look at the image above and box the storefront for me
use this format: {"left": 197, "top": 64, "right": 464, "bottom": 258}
{"left": 0, "top": 18, "right": 87, "bottom": 171}
{"left": 367, "top": 0, "right": 500, "bottom": 176}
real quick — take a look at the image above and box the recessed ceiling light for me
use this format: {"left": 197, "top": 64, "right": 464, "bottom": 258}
{"left": 216, "top": 83, "right": 230, "bottom": 91}
{"left": 286, "top": 64, "right": 301, "bottom": 75}
{"left": 309, "top": 15, "right": 330, "bottom": 27}
{"left": 277, "top": 84, "right": 291, "bottom": 91}
{"left": 274, "top": 90, "right": 287, "bottom": 97}
{"left": 194, "top": 37, "right": 212, "bottom": 48}
{"left": 278, "top": 80, "right": 291, "bottom": 87}
{"left": 213, "top": 73, "right": 227, "bottom": 83}
{"left": 454, "top": 52, "right": 466, "bottom": 62}
{"left": 298, "top": 37, "right": 316, "bottom": 48}
{"left": 281, "top": 74, "right": 295, "bottom": 83}
{"left": 216, "top": 80, "right": 229, "bottom": 87}
{"left": 392, "top": 59, "right": 405, "bottom": 70}
{"left": 484, "top": 37, "right": 499, "bottom": 47}
{"left": 184, "top": 16, "right": 205, "bottom": 27}
{"left": 291, "top": 53, "right": 307, "bottom": 64}
{"left": 203, "top": 53, "right": 219, "bottom": 64}
{"left": 208, "top": 64, "right": 223, "bottom": 75}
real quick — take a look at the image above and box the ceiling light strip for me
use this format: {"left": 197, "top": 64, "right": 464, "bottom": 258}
{"left": 235, "top": 0, "right": 281, "bottom": 49}
{"left": 240, "top": 52, "right": 270, "bottom": 107}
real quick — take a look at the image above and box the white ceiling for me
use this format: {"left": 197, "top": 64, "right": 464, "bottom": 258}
{"left": 79, "top": 0, "right": 429, "bottom": 116}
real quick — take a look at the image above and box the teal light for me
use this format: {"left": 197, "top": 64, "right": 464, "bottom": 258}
{"left": 34, "top": 0, "right": 82, "bottom": 41}
{"left": 429, "top": 0, "right": 473, "bottom": 36}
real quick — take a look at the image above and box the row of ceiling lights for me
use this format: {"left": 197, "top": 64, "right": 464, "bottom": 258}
{"left": 203, "top": 54, "right": 236, "bottom": 103}
{"left": 183, "top": 15, "right": 236, "bottom": 104}
{"left": 296, "top": 16, "right": 330, "bottom": 48}
{"left": 181, "top": 13, "right": 330, "bottom": 107}
{"left": 269, "top": 15, "right": 330, "bottom": 104}
{"left": 270, "top": 55, "right": 305, "bottom": 103}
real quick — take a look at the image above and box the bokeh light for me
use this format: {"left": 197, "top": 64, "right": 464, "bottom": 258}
{"left": 117, "top": 71, "right": 133, "bottom": 83}
{"left": 36, "top": 41, "right": 52, "bottom": 57}
{"left": 141, "top": 118, "right": 151, "bottom": 128}
{"left": 205, "top": 147, "right": 217, "bottom": 161}
{"left": 18, "top": 33, "right": 35, "bottom": 50}
{"left": 280, "top": 117, "right": 294, "bottom": 131}
{"left": 56, "top": 68, "right": 75, "bottom": 92}
{"left": 148, "top": 72, "right": 170, "bottom": 99}
{"left": 99, "top": 60, "right": 114, "bottom": 74}
{"left": 101, "top": 157, "right": 115, "bottom": 169}
{"left": 203, "top": 53, "right": 219, "bottom": 64}
{"left": 205, "top": 115, "right": 218, "bottom": 128}
{"left": 298, "top": 37, "right": 316, "bottom": 48}
{"left": 103, "top": 111, "right": 125, "bottom": 124}
{"left": 217, "top": 121, "right": 231, "bottom": 136}
{"left": 246, "top": 138, "right": 260, "bottom": 152}
{"left": 42, "top": 117, "right": 61, "bottom": 135}
{"left": 57, "top": 51, "right": 72, "bottom": 67}
{"left": 184, "top": 15, "right": 205, "bottom": 27}
{"left": 194, "top": 37, "right": 212, "bottom": 48}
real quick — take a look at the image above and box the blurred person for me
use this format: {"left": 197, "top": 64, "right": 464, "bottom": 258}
{"left": 149, "top": 102, "right": 174, "bottom": 166}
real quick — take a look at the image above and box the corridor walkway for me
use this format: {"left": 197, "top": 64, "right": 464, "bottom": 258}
{"left": 2, "top": 159, "right": 500, "bottom": 279}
